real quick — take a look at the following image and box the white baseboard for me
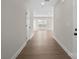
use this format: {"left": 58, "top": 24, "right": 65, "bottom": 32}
{"left": 11, "top": 33, "right": 34, "bottom": 59}
{"left": 29, "top": 32, "right": 34, "bottom": 39}
{"left": 52, "top": 33, "right": 73, "bottom": 59}
{"left": 11, "top": 40, "right": 28, "bottom": 59}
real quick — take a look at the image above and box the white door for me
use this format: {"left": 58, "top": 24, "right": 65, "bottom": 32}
{"left": 73, "top": 0, "right": 77, "bottom": 59}
{"left": 25, "top": 10, "right": 33, "bottom": 40}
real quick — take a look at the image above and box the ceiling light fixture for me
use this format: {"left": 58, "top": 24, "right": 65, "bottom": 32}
{"left": 41, "top": 2, "right": 45, "bottom": 6}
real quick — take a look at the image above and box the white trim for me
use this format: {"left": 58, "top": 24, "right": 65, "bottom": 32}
{"left": 11, "top": 39, "right": 28, "bottom": 59}
{"left": 11, "top": 33, "right": 34, "bottom": 59}
{"left": 29, "top": 32, "right": 34, "bottom": 39}
{"left": 52, "top": 33, "right": 73, "bottom": 59}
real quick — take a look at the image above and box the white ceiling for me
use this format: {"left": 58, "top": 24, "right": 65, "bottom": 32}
{"left": 25, "top": 0, "right": 62, "bottom": 17}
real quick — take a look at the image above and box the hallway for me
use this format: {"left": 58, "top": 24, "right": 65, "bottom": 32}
{"left": 16, "top": 30, "right": 71, "bottom": 59}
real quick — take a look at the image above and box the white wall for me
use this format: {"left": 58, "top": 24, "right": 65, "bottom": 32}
{"left": 1, "top": 0, "right": 26, "bottom": 59}
{"left": 54, "top": 0, "right": 75, "bottom": 58}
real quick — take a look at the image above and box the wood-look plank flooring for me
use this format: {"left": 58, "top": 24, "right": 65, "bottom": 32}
{"left": 16, "top": 30, "right": 71, "bottom": 59}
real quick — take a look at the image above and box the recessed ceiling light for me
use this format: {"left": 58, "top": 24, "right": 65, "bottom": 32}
{"left": 41, "top": 2, "right": 45, "bottom": 6}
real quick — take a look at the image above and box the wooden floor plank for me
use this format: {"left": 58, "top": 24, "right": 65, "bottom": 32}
{"left": 16, "top": 30, "right": 71, "bottom": 59}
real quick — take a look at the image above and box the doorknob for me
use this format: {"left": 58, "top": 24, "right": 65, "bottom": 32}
{"left": 74, "top": 28, "right": 77, "bottom": 36}
{"left": 74, "top": 33, "right": 77, "bottom": 36}
{"left": 75, "top": 28, "right": 77, "bottom": 31}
